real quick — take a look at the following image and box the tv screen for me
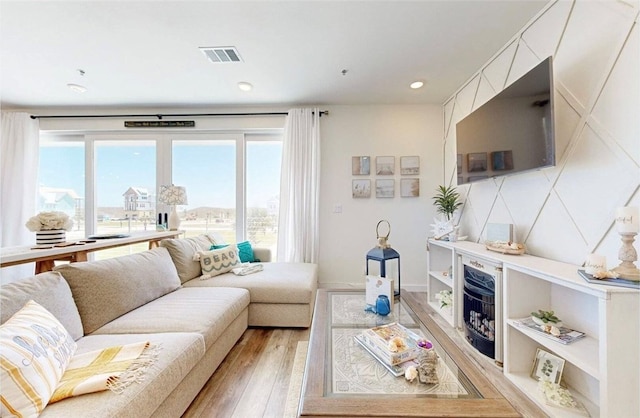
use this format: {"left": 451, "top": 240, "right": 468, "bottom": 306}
{"left": 456, "top": 56, "right": 554, "bottom": 185}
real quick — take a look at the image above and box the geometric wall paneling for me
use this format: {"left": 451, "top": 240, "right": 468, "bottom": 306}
{"left": 553, "top": 123, "right": 639, "bottom": 249}
{"left": 454, "top": 74, "right": 481, "bottom": 116}
{"left": 444, "top": 128, "right": 457, "bottom": 187}
{"left": 483, "top": 188, "right": 516, "bottom": 240}
{"left": 505, "top": 38, "right": 543, "bottom": 87}
{"left": 472, "top": 73, "right": 496, "bottom": 111}
{"left": 525, "top": 189, "right": 588, "bottom": 265}
{"left": 553, "top": 0, "right": 636, "bottom": 111}
{"left": 591, "top": 23, "right": 640, "bottom": 166}
{"left": 482, "top": 39, "right": 518, "bottom": 93}
{"left": 465, "top": 179, "right": 501, "bottom": 241}
{"left": 443, "top": 97, "right": 456, "bottom": 139}
{"left": 458, "top": 197, "right": 483, "bottom": 243}
{"left": 499, "top": 170, "right": 553, "bottom": 243}
{"left": 520, "top": 0, "right": 574, "bottom": 61}
{"left": 553, "top": 89, "right": 583, "bottom": 164}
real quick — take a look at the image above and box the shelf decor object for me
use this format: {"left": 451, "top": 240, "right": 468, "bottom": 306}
{"left": 612, "top": 206, "right": 640, "bottom": 281}
{"left": 366, "top": 220, "right": 400, "bottom": 297}
{"left": 158, "top": 185, "right": 188, "bottom": 231}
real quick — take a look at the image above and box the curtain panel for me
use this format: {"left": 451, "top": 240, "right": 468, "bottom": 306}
{"left": 277, "top": 108, "right": 320, "bottom": 263}
{"left": 1, "top": 112, "right": 40, "bottom": 282}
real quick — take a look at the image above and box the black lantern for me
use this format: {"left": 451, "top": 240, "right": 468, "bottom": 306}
{"left": 366, "top": 220, "right": 401, "bottom": 297}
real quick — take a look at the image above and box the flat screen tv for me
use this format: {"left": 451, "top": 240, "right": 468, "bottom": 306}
{"left": 456, "top": 56, "right": 554, "bottom": 185}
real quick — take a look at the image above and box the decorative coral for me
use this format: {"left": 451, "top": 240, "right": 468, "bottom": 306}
{"left": 25, "top": 211, "right": 73, "bottom": 232}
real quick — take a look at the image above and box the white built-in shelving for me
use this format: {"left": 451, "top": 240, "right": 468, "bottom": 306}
{"left": 427, "top": 239, "right": 640, "bottom": 418}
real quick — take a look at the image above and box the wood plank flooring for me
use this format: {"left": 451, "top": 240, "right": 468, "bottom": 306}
{"left": 182, "top": 327, "right": 309, "bottom": 418}
{"left": 183, "top": 292, "right": 545, "bottom": 418}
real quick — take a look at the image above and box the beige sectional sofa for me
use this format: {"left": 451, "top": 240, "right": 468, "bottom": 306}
{"left": 0, "top": 235, "right": 317, "bottom": 418}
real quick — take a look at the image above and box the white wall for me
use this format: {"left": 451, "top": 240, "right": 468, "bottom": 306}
{"left": 444, "top": 0, "right": 639, "bottom": 269}
{"left": 319, "top": 105, "right": 442, "bottom": 290}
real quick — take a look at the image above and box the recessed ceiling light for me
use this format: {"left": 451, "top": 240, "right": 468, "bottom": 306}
{"left": 238, "top": 82, "right": 253, "bottom": 92}
{"left": 67, "top": 83, "right": 87, "bottom": 93}
{"left": 410, "top": 81, "right": 424, "bottom": 89}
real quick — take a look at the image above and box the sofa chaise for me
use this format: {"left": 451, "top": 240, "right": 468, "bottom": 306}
{"left": 0, "top": 234, "right": 317, "bottom": 418}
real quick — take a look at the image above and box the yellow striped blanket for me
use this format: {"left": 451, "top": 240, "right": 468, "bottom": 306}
{"left": 50, "top": 341, "right": 158, "bottom": 403}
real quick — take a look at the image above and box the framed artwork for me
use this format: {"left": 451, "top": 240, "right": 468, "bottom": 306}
{"left": 400, "top": 156, "right": 420, "bottom": 175}
{"left": 376, "top": 179, "right": 394, "bottom": 198}
{"left": 376, "top": 156, "right": 394, "bottom": 175}
{"left": 352, "top": 179, "right": 371, "bottom": 198}
{"left": 400, "top": 178, "right": 419, "bottom": 197}
{"left": 467, "top": 152, "right": 487, "bottom": 172}
{"left": 531, "top": 348, "right": 565, "bottom": 384}
{"left": 352, "top": 156, "right": 371, "bottom": 175}
{"left": 492, "top": 150, "right": 514, "bottom": 171}
{"left": 457, "top": 154, "right": 463, "bottom": 174}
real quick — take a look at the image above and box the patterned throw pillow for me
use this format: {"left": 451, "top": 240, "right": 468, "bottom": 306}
{"left": 197, "top": 246, "right": 242, "bottom": 278}
{"left": 0, "top": 300, "right": 77, "bottom": 417}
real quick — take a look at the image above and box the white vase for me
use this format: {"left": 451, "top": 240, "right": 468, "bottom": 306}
{"left": 36, "top": 230, "right": 66, "bottom": 244}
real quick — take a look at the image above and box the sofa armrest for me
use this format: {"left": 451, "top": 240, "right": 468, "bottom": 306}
{"left": 253, "top": 247, "right": 272, "bottom": 262}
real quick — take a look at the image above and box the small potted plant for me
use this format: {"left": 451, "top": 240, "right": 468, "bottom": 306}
{"left": 26, "top": 211, "right": 74, "bottom": 244}
{"left": 431, "top": 185, "right": 462, "bottom": 239}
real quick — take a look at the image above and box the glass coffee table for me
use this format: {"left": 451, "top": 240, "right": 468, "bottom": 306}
{"left": 299, "top": 290, "right": 520, "bottom": 417}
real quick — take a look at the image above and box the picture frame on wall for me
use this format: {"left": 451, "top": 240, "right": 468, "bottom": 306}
{"left": 352, "top": 156, "right": 371, "bottom": 175}
{"left": 376, "top": 179, "right": 394, "bottom": 198}
{"left": 352, "top": 179, "right": 371, "bottom": 198}
{"left": 400, "top": 156, "right": 420, "bottom": 175}
{"left": 400, "top": 178, "right": 419, "bottom": 197}
{"left": 468, "top": 152, "right": 488, "bottom": 172}
{"left": 491, "top": 150, "right": 514, "bottom": 171}
{"left": 376, "top": 156, "right": 394, "bottom": 175}
{"left": 530, "top": 348, "right": 565, "bottom": 384}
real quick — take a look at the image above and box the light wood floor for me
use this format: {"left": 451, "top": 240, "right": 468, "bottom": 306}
{"left": 182, "top": 327, "right": 309, "bottom": 418}
{"left": 183, "top": 292, "right": 545, "bottom": 418}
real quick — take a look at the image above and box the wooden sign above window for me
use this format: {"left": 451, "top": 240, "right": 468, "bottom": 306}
{"left": 124, "top": 121, "right": 195, "bottom": 128}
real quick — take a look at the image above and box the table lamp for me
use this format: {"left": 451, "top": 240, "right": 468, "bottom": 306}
{"left": 159, "top": 185, "right": 188, "bottom": 231}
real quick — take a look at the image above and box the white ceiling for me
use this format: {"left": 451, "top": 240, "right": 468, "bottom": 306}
{"left": 0, "top": 0, "right": 549, "bottom": 109}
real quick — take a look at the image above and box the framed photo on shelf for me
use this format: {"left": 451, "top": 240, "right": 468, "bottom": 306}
{"left": 376, "top": 156, "right": 394, "bottom": 175}
{"left": 491, "top": 150, "right": 513, "bottom": 171}
{"left": 376, "top": 179, "right": 394, "bottom": 198}
{"left": 400, "top": 156, "right": 420, "bottom": 175}
{"left": 530, "top": 348, "right": 565, "bottom": 384}
{"left": 400, "top": 178, "right": 419, "bottom": 197}
{"left": 467, "top": 152, "right": 487, "bottom": 172}
{"left": 352, "top": 179, "right": 371, "bottom": 198}
{"left": 352, "top": 156, "right": 371, "bottom": 175}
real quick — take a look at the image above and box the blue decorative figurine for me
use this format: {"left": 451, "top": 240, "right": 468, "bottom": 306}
{"left": 375, "top": 295, "right": 391, "bottom": 316}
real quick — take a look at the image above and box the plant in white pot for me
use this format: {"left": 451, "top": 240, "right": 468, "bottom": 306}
{"left": 431, "top": 185, "right": 462, "bottom": 240}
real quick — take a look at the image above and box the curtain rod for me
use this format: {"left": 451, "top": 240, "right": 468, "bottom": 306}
{"left": 30, "top": 110, "right": 328, "bottom": 120}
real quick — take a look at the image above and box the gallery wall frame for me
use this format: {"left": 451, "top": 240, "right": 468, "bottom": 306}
{"left": 400, "top": 178, "right": 419, "bottom": 197}
{"left": 492, "top": 150, "right": 514, "bottom": 171}
{"left": 352, "top": 156, "right": 371, "bottom": 175}
{"left": 530, "top": 348, "right": 565, "bottom": 384}
{"left": 468, "top": 152, "right": 488, "bottom": 172}
{"left": 400, "top": 156, "right": 420, "bottom": 175}
{"left": 352, "top": 179, "right": 371, "bottom": 198}
{"left": 376, "top": 179, "right": 394, "bottom": 198}
{"left": 376, "top": 156, "right": 395, "bottom": 175}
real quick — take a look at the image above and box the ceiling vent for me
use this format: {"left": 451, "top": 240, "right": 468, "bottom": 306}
{"left": 199, "top": 46, "right": 243, "bottom": 63}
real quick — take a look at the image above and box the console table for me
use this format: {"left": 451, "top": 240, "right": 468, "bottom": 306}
{"left": 0, "top": 230, "right": 183, "bottom": 274}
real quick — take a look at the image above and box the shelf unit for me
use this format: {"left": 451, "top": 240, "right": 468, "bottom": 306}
{"left": 426, "top": 239, "right": 640, "bottom": 417}
{"left": 426, "top": 240, "right": 455, "bottom": 327}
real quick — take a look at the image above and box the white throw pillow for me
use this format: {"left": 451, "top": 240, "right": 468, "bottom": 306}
{"left": 196, "top": 246, "right": 241, "bottom": 278}
{"left": 0, "top": 300, "right": 77, "bottom": 417}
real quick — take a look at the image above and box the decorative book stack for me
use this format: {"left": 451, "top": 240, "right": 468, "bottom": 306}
{"left": 355, "top": 322, "right": 421, "bottom": 367}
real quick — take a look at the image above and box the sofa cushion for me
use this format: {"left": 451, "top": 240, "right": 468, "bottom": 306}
{"left": 54, "top": 247, "right": 181, "bottom": 335}
{"left": 160, "top": 234, "right": 215, "bottom": 283}
{"left": 198, "top": 246, "right": 241, "bottom": 278}
{"left": 91, "top": 287, "right": 250, "bottom": 350}
{"left": 0, "top": 271, "right": 84, "bottom": 340}
{"left": 184, "top": 262, "right": 318, "bottom": 304}
{"left": 40, "top": 332, "right": 204, "bottom": 418}
{"left": 0, "top": 300, "right": 77, "bottom": 417}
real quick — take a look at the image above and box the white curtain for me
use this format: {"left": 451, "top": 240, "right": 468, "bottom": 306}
{"left": 277, "top": 108, "right": 320, "bottom": 263}
{"left": 1, "top": 112, "right": 40, "bottom": 282}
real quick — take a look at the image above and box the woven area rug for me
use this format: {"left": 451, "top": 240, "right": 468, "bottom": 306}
{"left": 283, "top": 341, "right": 308, "bottom": 418}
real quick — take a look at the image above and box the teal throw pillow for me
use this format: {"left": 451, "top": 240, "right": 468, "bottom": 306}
{"left": 210, "top": 241, "right": 255, "bottom": 263}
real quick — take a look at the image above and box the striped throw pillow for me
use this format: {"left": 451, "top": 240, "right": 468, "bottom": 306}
{"left": 0, "top": 300, "right": 77, "bottom": 417}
